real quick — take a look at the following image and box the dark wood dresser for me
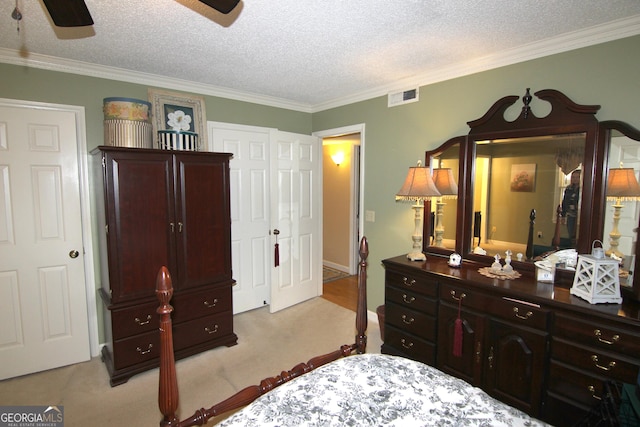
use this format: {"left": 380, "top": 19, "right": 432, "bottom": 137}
{"left": 382, "top": 255, "right": 640, "bottom": 426}
{"left": 93, "top": 146, "right": 238, "bottom": 386}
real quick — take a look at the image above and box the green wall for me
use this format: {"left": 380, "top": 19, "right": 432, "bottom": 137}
{"left": 312, "top": 34, "right": 640, "bottom": 312}
{"left": 0, "top": 65, "right": 313, "bottom": 152}
{"left": 1, "top": 34, "right": 639, "bottom": 341}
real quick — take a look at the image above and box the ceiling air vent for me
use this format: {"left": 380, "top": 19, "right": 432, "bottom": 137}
{"left": 388, "top": 87, "right": 419, "bottom": 107}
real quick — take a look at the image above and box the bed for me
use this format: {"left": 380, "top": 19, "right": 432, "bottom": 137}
{"left": 157, "top": 237, "right": 549, "bottom": 426}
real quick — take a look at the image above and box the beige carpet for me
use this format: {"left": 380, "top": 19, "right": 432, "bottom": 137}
{"left": 0, "top": 297, "right": 382, "bottom": 427}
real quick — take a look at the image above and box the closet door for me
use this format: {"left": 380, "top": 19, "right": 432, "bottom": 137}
{"left": 104, "top": 150, "right": 176, "bottom": 303}
{"left": 174, "top": 153, "right": 232, "bottom": 291}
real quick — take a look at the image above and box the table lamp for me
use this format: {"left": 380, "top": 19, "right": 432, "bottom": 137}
{"left": 432, "top": 167, "right": 458, "bottom": 247}
{"left": 605, "top": 167, "right": 640, "bottom": 258}
{"left": 396, "top": 161, "right": 441, "bottom": 261}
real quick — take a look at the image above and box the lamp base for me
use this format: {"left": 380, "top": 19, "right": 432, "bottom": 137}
{"left": 407, "top": 251, "right": 426, "bottom": 261}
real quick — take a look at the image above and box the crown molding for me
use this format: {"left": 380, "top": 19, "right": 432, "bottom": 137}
{"left": 311, "top": 15, "right": 640, "bottom": 112}
{"left": 1, "top": 14, "right": 639, "bottom": 114}
{"left": 0, "top": 48, "right": 314, "bottom": 113}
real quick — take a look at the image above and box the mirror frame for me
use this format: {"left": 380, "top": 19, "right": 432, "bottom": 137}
{"left": 423, "top": 88, "right": 640, "bottom": 297}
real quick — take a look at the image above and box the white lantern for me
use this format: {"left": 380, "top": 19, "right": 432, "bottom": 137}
{"left": 570, "top": 255, "right": 622, "bottom": 304}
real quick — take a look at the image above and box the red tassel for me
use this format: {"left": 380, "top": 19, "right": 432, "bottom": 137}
{"left": 453, "top": 318, "right": 463, "bottom": 357}
{"left": 453, "top": 297, "right": 463, "bottom": 357}
{"left": 274, "top": 243, "right": 279, "bottom": 267}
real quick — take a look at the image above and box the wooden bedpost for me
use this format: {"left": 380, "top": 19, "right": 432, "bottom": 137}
{"left": 157, "top": 237, "right": 371, "bottom": 426}
{"left": 157, "top": 266, "right": 180, "bottom": 427}
{"left": 355, "top": 236, "right": 368, "bottom": 354}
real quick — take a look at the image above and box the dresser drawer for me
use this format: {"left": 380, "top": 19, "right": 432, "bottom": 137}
{"left": 385, "top": 269, "right": 437, "bottom": 297}
{"left": 548, "top": 360, "right": 608, "bottom": 408}
{"left": 553, "top": 313, "right": 640, "bottom": 355}
{"left": 173, "top": 312, "right": 234, "bottom": 350}
{"left": 384, "top": 324, "right": 435, "bottom": 365}
{"left": 552, "top": 338, "right": 640, "bottom": 383}
{"left": 386, "top": 302, "right": 436, "bottom": 340}
{"left": 112, "top": 330, "right": 159, "bottom": 370}
{"left": 173, "top": 285, "right": 232, "bottom": 323}
{"left": 439, "top": 283, "right": 490, "bottom": 312}
{"left": 111, "top": 301, "right": 159, "bottom": 339}
{"left": 489, "top": 297, "right": 550, "bottom": 330}
{"left": 386, "top": 285, "right": 437, "bottom": 315}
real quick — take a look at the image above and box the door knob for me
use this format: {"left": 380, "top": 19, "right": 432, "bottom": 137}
{"left": 69, "top": 250, "right": 79, "bottom": 259}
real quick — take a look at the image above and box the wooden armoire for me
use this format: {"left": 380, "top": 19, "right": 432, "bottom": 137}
{"left": 93, "top": 146, "right": 238, "bottom": 386}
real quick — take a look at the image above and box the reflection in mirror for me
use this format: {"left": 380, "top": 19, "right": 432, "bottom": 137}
{"left": 604, "top": 131, "right": 640, "bottom": 290}
{"left": 471, "top": 133, "right": 586, "bottom": 260}
{"left": 429, "top": 144, "right": 459, "bottom": 249}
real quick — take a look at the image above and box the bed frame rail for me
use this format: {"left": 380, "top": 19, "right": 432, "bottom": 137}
{"left": 157, "top": 236, "right": 369, "bottom": 427}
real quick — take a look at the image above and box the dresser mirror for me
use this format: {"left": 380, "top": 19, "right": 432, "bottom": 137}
{"left": 425, "top": 137, "right": 463, "bottom": 250}
{"left": 601, "top": 121, "right": 640, "bottom": 301}
{"left": 423, "top": 88, "right": 640, "bottom": 301}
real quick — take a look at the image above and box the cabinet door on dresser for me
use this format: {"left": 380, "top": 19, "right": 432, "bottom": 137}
{"left": 437, "top": 292, "right": 484, "bottom": 387}
{"left": 546, "top": 312, "right": 640, "bottom": 426}
{"left": 103, "top": 150, "right": 177, "bottom": 303}
{"left": 381, "top": 265, "right": 438, "bottom": 365}
{"left": 484, "top": 317, "right": 548, "bottom": 416}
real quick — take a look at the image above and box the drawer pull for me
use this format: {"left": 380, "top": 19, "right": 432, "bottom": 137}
{"left": 402, "top": 294, "right": 415, "bottom": 304}
{"left": 587, "top": 385, "right": 602, "bottom": 401}
{"left": 475, "top": 341, "right": 482, "bottom": 364}
{"left": 134, "top": 315, "right": 152, "bottom": 326}
{"left": 450, "top": 290, "right": 466, "bottom": 301}
{"left": 591, "top": 355, "right": 616, "bottom": 371}
{"left": 593, "top": 329, "right": 620, "bottom": 345}
{"left": 400, "top": 339, "right": 414, "bottom": 349}
{"left": 513, "top": 307, "right": 533, "bottom": 320}
{"left": 205, "top": 325, "right": 220, "bottom": 335}
{"left": 402, "top": 277, "right": 416, "bottom": 287}
{"left": 204, "top": 298, "right": 219, "bottom": 308}
{"left": 401, "top": 315, "right": 415, "bottom": 325}
{"left": 136, "top": 344, "right": 153, "bottom": 355}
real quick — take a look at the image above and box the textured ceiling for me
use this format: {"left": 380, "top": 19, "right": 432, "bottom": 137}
{"left": 1, "top": 1, "right": 640, "bottom": 111}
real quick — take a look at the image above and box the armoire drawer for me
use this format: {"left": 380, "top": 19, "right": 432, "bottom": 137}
{"left": 173, "top": 285, "right": 233, "bottom": 323}
{"left": 384, "top": 324, "right": 435, "bottom": 365}
{"left": 385, "top": 269, "right": 437, "bottom": 297}
{"left": 173, "top": 312, "right": 234, "bottom": 349}
{"left": 111, "top": 301, "right": 159, "bottom": 339}
{"left": 553, "top": 313, "right": 640, "bottom": 355}
{"left": 386, "top": 302, "right": 436, "bottom": 340}
{"left": 551, "top": 338, "right": 639, "bottom": 383}
{"left": 386, "top": 285, "right": 437, "bottom": 316}
{"left": 112, "top": 330, "right": 160, "bottom": 370}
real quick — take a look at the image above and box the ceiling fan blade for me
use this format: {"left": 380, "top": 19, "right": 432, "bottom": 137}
{"left": 42, "top": 0, "right": 94, "bottom": 27}
{"left": 198, "top": 0, "right": 240, "bottom": 14}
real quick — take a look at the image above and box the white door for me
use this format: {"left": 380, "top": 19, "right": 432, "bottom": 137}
{"left": 0, "top": 105, "right": 91, "bottom": 379}
{"left": 209, "top": 123, "right": 271, "bottom": 313}
{"left": 269, "top": 130, "right": 322, "bottom": 313}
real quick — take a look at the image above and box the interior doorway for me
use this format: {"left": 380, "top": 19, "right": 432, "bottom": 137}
{"left": 314, "top": 124, "right": 365, "bottom": 276}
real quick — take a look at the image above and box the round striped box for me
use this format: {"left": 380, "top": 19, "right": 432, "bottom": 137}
{"left": 158, "top": 130, "right": 199, "bottom": 151}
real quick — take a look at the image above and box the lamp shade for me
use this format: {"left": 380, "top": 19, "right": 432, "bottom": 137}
{"left": 432, "top": 168, "right": 458, "bottom": 198}
{"left": 606, "top": 168, "right": 640, "bottom": 201}
{"left": 396, "top": 162, "right": 441, "bottom": 202}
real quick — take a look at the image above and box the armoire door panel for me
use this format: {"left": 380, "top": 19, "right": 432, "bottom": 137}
{"left": 175, "top": 155, "right": 232, "bottom": 290}
{"left": 105, "top": 152, "right": 176, "bottom": 303}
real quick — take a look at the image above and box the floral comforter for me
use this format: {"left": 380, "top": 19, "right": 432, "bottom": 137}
{"left": 216, "top": 353, "right": 549, "bottom": 427}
